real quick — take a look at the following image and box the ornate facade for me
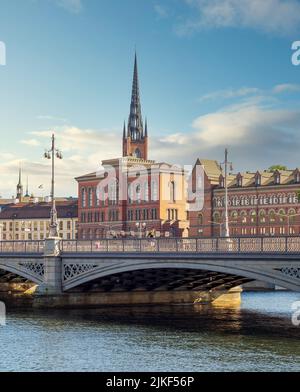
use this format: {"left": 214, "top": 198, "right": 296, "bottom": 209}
{"left": 189, "top": 159, "right": 300, "bottom": 237}
{"left": 76, "top": 55, "right": 189, "bottom": 239}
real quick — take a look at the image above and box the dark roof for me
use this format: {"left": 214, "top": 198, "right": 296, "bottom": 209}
{"left": 0, "top": 200, "right": 78, "bottom": 220}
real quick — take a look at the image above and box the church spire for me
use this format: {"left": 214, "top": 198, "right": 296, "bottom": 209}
{"left": 16, "top": 163, "right": 23, "bottom": 201}
{"left": 123, "top": 53, "right": 149, "bottom": 160}
{"left": 128, "top": 52, "right": 144, "bottom": 141}
{"left": 25, "top": 176, "right": 30, "bottom": 198}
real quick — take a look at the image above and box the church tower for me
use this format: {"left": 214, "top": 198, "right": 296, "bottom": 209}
{"left": 123, "top": 54, "right": 148, "bottom": 160}
{"left": 16, "top": 164, "right": 23, "bottom": 201}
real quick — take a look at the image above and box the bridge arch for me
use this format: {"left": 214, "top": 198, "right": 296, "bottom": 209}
{"left": 0, "top": 260, "right": 44, "bottom": 285}
{"left": 62, "top": 258, "right": 300, "bottom": 292}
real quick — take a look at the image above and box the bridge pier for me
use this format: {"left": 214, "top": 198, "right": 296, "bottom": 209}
{"left": 36, "top": 238, "right": 62, "bottom": 296}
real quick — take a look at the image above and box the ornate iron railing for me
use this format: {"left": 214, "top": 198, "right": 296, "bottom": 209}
{"left": 0, "top": 240, "right": 44, "bottom": 254}
{"left": 60, "top": 236, "right": 300, "bottom": 254}
{"left": 1, "top": 237, "right": 300, "bottom": 254}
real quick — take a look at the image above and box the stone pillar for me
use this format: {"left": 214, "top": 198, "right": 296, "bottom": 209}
{"left": 36, "top": 238, "right": 62, "bottom": 295}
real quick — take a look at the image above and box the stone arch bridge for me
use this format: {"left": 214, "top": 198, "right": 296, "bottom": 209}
{"left": 0, "top": 237, "right": 300, "bottom": 305}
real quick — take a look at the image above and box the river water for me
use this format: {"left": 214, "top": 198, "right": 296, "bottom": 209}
{"left": 0, "top": 292, "right": 299, "bottom": 372}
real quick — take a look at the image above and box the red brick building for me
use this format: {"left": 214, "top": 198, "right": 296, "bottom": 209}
{"left": 189, "top": 159, "right": 300, "bottom": 237}
{"left": 76, "top": 55, "right": 189, "bottom": 239}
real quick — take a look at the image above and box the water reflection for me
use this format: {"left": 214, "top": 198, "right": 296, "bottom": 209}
{"left": 1, "top": 292, "right": 300, "bottom": 372}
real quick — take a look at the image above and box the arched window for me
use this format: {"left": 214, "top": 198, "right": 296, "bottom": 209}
{"left": 170, "top": 181, "right": 175, "bottom": 202}
{"left": 198, "top": 213, "right": 203, "bottom": 225}
{"left": 250, "top": 210, "right": 257, "bottom": 223}
{"left": 213, "top": 212, "right": 220, "bottom": 223}
{"left": 289, "top": 209, "right": 296, "bottom": 224}
{"left": 144, "top": 181, "right": 149, "bottom": 202}
{"left": 269, "top": 210, "right": 276, "bottom": 223}
{"left": 151, "top": 180, "right": 158, "bottom": 201}
{"left": 134, "top": 148, "right": 141, "bottom": 158}
{"left": 128, "top": 183, "right": 134, "bottom": 204}
{"left": 241, "top": 211, "right": 247, "bottom": 224}
{"left": 88, "top": 188, "right": 93, "bottom": 207}
{"left": 278, "top": 209, "right": 286, "bottom": 222}
{"left": 109, "top": 180, "right": 118, "bottom": 205}
{"left": 81, "top": 188, "right": 86, "bottom": 208}
{"left": 259, "top": 210, "right": 266, "bottom": 223}
{"left": 136, "top": 184, "right": 141, "bottom": 204}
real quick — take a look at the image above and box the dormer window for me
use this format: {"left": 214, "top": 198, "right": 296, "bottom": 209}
{"left": 236, "top": 174, "right": 243, "bottom": 187}
{"left": 255, "top": 174, "right": 261, "bottom": 186}
{"left": 219, "top": 175, "right": 224, "bottom": 188}
{"left": 274, "top": 171, "right": 281, "bottom": 185}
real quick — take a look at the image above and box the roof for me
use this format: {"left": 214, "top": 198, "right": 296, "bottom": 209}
{"left": 220, "top": 168, "right": 300, "bottom": 189}
{"left": 0, "top": 200, "right": 78, "bottom": 220}
{"left": 197, "top": 159, "right": 222, "bottom": 184}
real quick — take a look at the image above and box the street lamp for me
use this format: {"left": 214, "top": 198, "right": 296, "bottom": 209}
{"left": 44, "top": 134, "right": 63, "bottom": 238}
{"left": 220, "top": 149, "right": 233, "bottom": 238}
{"left": 208, "top": 220, "right": 238, "bottom": 237}
{"left": 136, "top": 222, "right": 146, "bottom": 238}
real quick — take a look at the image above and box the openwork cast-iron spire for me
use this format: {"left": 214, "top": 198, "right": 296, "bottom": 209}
{"left": 128, "top": 53, "right": 144, "bottom": 141}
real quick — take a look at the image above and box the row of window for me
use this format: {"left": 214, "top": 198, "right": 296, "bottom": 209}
{"left": 213, "top": 208, "right": 299, "bottom": 224}
{"left": 224, "top": 227, "right": 296, "bottom": 236}
{"left": 81, "top": 208, "right": 159, "bottom": 223}
{"left": 167, "top": 209, "right": 178, "bottom": 221}
{"left": 127, "top": 209, "right": 158, "bottom": 221}
{"left": 81, "top": 180, "right": 160, "bottom": 208}
{"left": 213, "top": 193, "right": 298, "bottom": 208}
{"left": 0, "top": 220, "right": 74, "bottom": 231}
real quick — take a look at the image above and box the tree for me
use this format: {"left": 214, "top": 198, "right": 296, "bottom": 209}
{"left": 268, "top": 165, "right": 287, "bottom": 172}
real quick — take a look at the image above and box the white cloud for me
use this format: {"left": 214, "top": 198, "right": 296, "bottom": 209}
{"left": 154, "top": 4, "right": 169, "bottom": 19}
{"left": 273, "top": 83, "right": 300, "bottom": 94}
{"left": 20, "top": 139, "right": 41, "bottom": 147}
{"left": 0, "top": 125, "right": 121, "bottom": 197}
{"left": 53, "top": 0, "right": 83, "bottom": 13}
{"left": 199, "top": 84, "right": 300, "bottom": 103}
{"left": 36, "top": 115, "right": 68, "bottom": 122}
{"left": 199, "top": 87, "right": 262, "bottom": 102}
{"left": 151, "top": 96, "right": 300, "bottom": 171}
{"left": 178, "top": 0, "right": 300, "bottom": 36}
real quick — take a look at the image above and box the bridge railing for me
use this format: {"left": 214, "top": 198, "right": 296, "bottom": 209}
{"left": 1, "top": 237, "right": 300, "bottom": 254}
{"left": 60, "top": 236, "right": 300, "bottom": 254}
{"left": 0, "top": 240, "right": 45, "bottom": 254}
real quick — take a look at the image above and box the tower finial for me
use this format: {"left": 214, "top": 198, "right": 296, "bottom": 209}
{"left": 145, "top": 117, "right": 148, "bottom": 138}
{"left": 16, "top": 162, "right": 23, "bottom": 200}
{"left": 123, "top": 121, "right": 126, "bottom": 139}
{"left": 25, "top": 176, "right": 30, "bottom": 198}
{"left": 127, "top": 52, "right": 143, "bottom": 141}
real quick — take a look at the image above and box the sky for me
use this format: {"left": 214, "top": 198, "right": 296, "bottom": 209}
{"left": 0, "top": 0, "right": 300, "bottom": 198}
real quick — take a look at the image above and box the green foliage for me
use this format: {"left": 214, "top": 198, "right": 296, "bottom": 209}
{"left": 268, "top": 165, "right": 287, "bottom": 172}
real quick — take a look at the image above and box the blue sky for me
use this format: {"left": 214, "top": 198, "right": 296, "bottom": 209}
{"left": 0, "top": 0, "right": 300, "bottom": 197}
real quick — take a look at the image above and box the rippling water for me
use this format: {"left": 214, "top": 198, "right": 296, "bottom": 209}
{"left": 0, "top": 292, "right": 299, "bottom": 372}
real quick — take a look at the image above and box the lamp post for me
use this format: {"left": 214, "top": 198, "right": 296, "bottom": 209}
{"left": 44, "top": 134, "right": 63, "bottom": 238}
{"left": 136, "top": 222, "right": 146, "bottom": 238}
{"left": 208, "top": 220, "right": 238, "bottom": 237}
{"left": 220, "top": 149, "right": 233, "bottom": 238}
